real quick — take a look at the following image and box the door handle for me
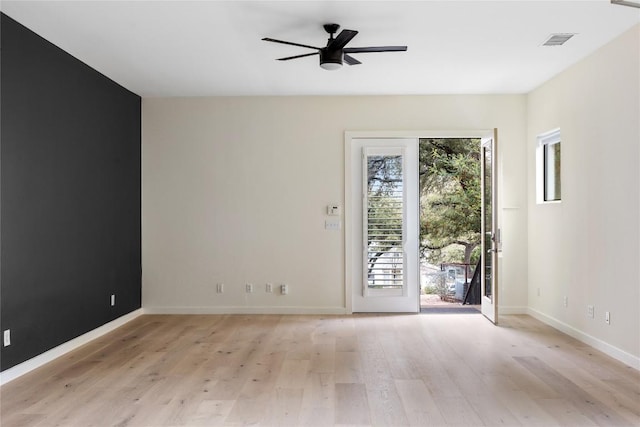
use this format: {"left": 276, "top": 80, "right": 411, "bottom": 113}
{"left": 492, "top": 229, "right": 502, "bottom": 253}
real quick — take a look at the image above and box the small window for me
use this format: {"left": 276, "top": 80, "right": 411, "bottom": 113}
{"left": 543, "top": 141, "right": 561, "bottom": 201}
{"left": 537, "top": 129, "right": 561, "bottom": 203}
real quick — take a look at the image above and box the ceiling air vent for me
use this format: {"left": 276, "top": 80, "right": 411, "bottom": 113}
{"left": 542, "top": 33, "right": 575, "bottom": 47}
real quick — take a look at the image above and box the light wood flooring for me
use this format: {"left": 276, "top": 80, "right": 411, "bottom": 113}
{"left": 1, "top": 314, "right": 639, "bottom": 426}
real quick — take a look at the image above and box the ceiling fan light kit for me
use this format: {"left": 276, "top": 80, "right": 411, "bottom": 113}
{"left": 319, "top": 48, "right": 343, "bottom": 70}
{"left": 263, "top": 23, "right": 407, "bottom": 71}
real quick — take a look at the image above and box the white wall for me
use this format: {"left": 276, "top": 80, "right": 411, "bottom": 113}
{"left": 142, "top": 95, "right": 528, "bottom": 314}
{"left": 527, "top": 25, "right": 640, "bottom": 366}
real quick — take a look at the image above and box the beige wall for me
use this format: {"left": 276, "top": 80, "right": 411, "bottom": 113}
{"left": 142, "top": 95, "right": 528, "bottom": 314}
{"left": 527, "top": 25, "right": 640, "bottom": 366}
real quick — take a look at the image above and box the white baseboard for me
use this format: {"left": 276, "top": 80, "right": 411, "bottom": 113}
{"left": 499, "top": 305, "right": 528, "bottom": 315}
{"left": 0, "top": 309, "right": 144, "bottom": 385}
{"left": 143, "top": 306, "right": 348, "bottom": 315}
{"left": 527, "top": 307, "right": 640, "bottom": 371}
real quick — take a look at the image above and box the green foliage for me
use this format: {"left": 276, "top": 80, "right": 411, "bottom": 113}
{"left": 425, "top": 245, "right": 463, "bottom": 265}
{"left": 423, "top": 285, "right": 437, "bottom": 295}
{"left": 420, "top": 138, "right": 481, "bottom": 266}
{"left": 424, "top": 272, "right": 451, "bottom": 300}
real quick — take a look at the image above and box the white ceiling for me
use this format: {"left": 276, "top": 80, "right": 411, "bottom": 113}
{"left": 2, "top": 1, "right": 639, "bottom": 97}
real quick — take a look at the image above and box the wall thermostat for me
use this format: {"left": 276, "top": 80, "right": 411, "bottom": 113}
{"left": 327, "top": 204, "right": 341, "bottom": 216}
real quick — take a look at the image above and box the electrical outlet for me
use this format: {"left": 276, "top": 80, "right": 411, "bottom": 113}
{"left": 217, "top": 283, "right": 224, "bottom": 293}
{"left": 3, "top": 329, "right": 10, "bottom": 347}
{"left": 605, "top": 311, "right": 610, "bottom": 325}
{"left": 266, "top": 283, "right": 273, "bottom": 293}
{"left": 246, "top": 283, "right": 253, "bottom": 293}
{"left": 587, "top": 305, "right": 594, "bottom": 318}
{"left": 110, "top": 294, "right": 116, "bottom": 307}
{"left": 281, "top": 284, "right": 288, "bottom": 295}
{"left": 563, "top": 296, "right": 568, "bottom": 307}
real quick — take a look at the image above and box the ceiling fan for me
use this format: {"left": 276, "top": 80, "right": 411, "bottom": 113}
{"left": 262, "top": 23, "right": 407, "bottom": 70}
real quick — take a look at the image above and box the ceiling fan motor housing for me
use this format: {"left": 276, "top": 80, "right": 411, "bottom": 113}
{"left": 319, "top": 48, "right": 343, "bottom": 69}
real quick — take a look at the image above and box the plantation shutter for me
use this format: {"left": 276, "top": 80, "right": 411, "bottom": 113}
{"left": 363, "top": 147, "right": 405, "bottom": 295}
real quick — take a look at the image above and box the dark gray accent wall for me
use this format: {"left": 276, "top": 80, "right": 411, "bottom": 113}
{"left": 1, "top": 13, "right": 142, "bottom": 371}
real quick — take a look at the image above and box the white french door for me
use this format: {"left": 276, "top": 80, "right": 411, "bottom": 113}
{"left": 480, "top": 130, "right": 500, "bottom": 323}
{"left": 349, "top": 138, "right": 419, "bottom": 313}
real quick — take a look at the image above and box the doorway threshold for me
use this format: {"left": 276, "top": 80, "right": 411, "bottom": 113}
{"left": 420, "top": 305, "right": 480, "bottom": 314}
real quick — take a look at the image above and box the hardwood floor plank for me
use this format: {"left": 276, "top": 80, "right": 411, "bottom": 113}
{"left": 535, "top": 398, "right": 599, "bottom": 426}
{"left": 515, "top": 356, "right": 636, "bottom": 426}
{"left": 299, "top": 406, "right": 336, "bottom": 427}
{"left": 1, "top": 413, "right": 46, "bottom": 427}
{"left": 263, "top": 387, "right": 304, "bottom": 426}
{"left": 301, "top": 372, "right": 334, "bottom": 410}
{"left": 334, "top": 351, "right": 363, "bottom": 384}
{"left": 310, "top": 343, "right": 336, "bottom": 374}
{"left": 365, "top": 383, "right": 410, "bottom": 426}
{"left": 492, "top": 389, "right": 561, "bottom": 426}
{"left": 334, "top": 383, "right": 371, "bottom": 426}
{"left": 354, "top": 317, "right": 411, "bottom": 426}
{"left": 430, "top": 395, "right": 485, "bottom": 426}
{"left": 187, "top": 399, "right": 235, "bottom": 426}
{"left": 276, "top": 359, "right": 310, "bottom": 389}
{"left": 299, "top": 372, "right": 336, "bottom": 425}
{"left": 395, "top": 379, "right": 446, "bottom": 426}
{"left": 335, "top": 335, "right": 359, "bottom": 353}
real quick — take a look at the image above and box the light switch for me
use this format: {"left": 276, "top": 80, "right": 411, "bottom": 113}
{"left": 325, "top": 218, "right": 341, "bottom": 230}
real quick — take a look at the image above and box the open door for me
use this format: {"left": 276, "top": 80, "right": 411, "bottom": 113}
{"left": 480, "top": 130, "right": 499, "bottom": 323}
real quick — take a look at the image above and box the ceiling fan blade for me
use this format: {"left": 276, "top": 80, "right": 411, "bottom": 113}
{"left": 262, "top": 37, "right": 320, "bottom": 51}
{"left": 327, "top": 29, "right": 358, "bottom": 50}
{"left": 343, "top": 46, "right": 407, "bottom": 53}
{"left": 343, "top": 54, "right": 362, "bottom": 66}
{"left": 277, "top": 52, "right": 320, "bottom": 61}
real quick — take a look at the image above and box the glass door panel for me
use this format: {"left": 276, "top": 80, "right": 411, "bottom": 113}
{"left": 365, "top": 152, "right": 404, "bottom": 295}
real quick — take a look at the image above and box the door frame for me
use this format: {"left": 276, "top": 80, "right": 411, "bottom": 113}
{"left": 345, "top": 130, "right": 497, "bottom": 314}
